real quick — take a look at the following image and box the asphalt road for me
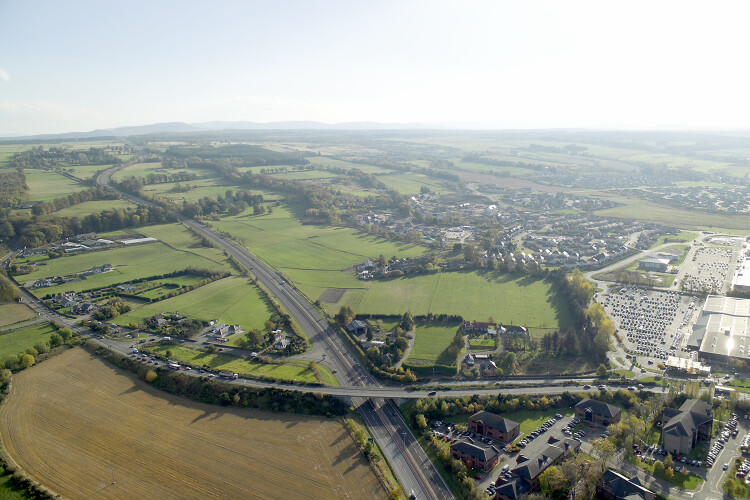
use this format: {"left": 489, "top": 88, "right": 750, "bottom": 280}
{"left": 96, "top": 166, "right": 454, "bottom": 500}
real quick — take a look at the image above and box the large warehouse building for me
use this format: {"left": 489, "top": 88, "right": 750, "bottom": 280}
{"left": 696, "top": 295, "right": 750, "bottom": 365}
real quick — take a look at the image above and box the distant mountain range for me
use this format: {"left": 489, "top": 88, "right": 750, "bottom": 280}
{"left": 0, "top": 120, "right": 447, "bottom": 141}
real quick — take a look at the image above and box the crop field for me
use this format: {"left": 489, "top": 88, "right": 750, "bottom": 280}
{"left": 0, "top": 322, "right": 56, "bottom": 359}
{"left": 20, "top": 243, "right": 224, "bottom": 296}
{"left": 0, "top": 349, "right": 382, "bottom": 500}
{"left": 406, "top": 321, "right": 462, "bottom": 365}
{"left": 113, "top": 276, "right": 274, "bottom": 332}
{"left": 0, "top": 303, "right": 36, "bottom": 327}
{"left": 24, "top": 169, "right": 88, "bottom": 202}
{"left": 50, "top": 199, "right": 137, "bottom": 217}
{"left": 149, "top": 344, "right": 338, "bottom": 385}
{"left": 337, "top": 271, "right": 572, "bottom": 330}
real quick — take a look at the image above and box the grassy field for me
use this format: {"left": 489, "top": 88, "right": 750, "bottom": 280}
{"left": 0, "top": 348, "right": 381, "bottom": 500}
{"left": 338, "top": 271, "right": 572, "bottom": 330}
{"left": 378, "top": 173, "right": 455, "bottom": 195}
{"left": 0, "top": 303, "right": 36, "bottom": 327}
{"left": 628, "top": 456, "right": 702, "bottom": 490}
{"left": 0, "top": 322, "right": 57, "bottom": 359}
{"left": 51, "top": 199, "right": 137, "bottom": 217}
{"left": 136, "top": 222, "right": 233, "bottom": 265}
{"left": 406, "top": 321, "right": 461, "bottom": 365}
{"left": 20, "top": 242, "right": 225, "bottom": 296}
{"left": 113, "top": 276, "right": 274, "bottom": 332}
{"left": 24, "top": 169, "right": 88, "bottom": 202}
{"left": 149, "top": 344, "right": 337, "bottom": 385}
{"left": 651, "top": 231, "right": 699, "bottom": 248}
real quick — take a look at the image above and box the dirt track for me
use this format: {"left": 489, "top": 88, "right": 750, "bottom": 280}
{"left": 0, "top": 348, "right": 385, "bottom": 500}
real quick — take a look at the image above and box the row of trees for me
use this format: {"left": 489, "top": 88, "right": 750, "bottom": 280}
{"left": 0, "top": 169, "right": 28, "bottom": 208}
{"left": 10, "top": 146, "right": 123, "bottom": 170}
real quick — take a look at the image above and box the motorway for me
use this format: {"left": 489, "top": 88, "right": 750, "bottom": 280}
{"left": 95, "top": 166, "right": 454, "bottom": 500}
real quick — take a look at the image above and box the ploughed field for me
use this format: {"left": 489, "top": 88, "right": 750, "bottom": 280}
{"left": 0, "top": 349, "right": 385, "bottom": 500}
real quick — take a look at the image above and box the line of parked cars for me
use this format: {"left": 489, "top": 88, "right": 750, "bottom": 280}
{"left": 517, "top": 415, "right": 563, "bottom": 448}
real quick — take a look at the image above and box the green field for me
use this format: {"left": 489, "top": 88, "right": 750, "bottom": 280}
{"left": 114, "top": 276, "right": 274, "bottom": 332}
{"left": 0, "top": 303, "right": 36, "bottom": 327}
{"left": 24, "top": 169, "right": 88, "bottom": 202}
{"left": 149, "top": 344, "right": 338, "bottom": 385}
{"left": 378, "top": 173, "right": 455, "bottom": 195}
{"left": 406, "top": 321, "right": 461, "bottom": 365}
{"left": 650, "top": 231, "right": 699, "bottom": 248}
{"left": 337, "top": 271, "right": 572, "bottom": 330}
{"left": 0, "top": 322, "right": 57, "bottom": 359}
{"left": 136, "top": 223, "right": 233, "bottom": 265}
{"left": 211, "top": 204, "right": 427, "bottom": 298}
{"left": 19, "top": 242, "right": 225, "bottom": 296}
{"left": 51, "top": 199, "right": 138, "bottom": 217}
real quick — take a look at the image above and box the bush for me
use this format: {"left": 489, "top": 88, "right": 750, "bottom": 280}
{"left": 145, "top": 370, "right": 157, "bottom": 382}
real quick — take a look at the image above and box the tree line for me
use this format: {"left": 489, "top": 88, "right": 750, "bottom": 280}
{"left": 10, "top": 146, "right": 123, "bottom": 170}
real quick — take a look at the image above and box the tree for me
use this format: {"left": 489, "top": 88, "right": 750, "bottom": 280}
{"left": 653, "top": 460, "right": 665, "bottom": 475}
{"left": 415, "top": 414, "right": 428, "bottom": 430}
{"left": 664, "top": 453, "right": 674, "bottom": 470}
{"left": 596, "top": 364, "right": 608, "bottom": 378}
{"left": 49, "top": 332, "right": 63, "bottom": 348}
{"left": 145, "top": 370, "right": 157, "bottom": 382}
{"left": 20, "top": 354, "right": 34, "bottom": 369}
{"left": 335, "top": 306, "right": 355, "bottom": 327}
{"left": 244, "top": 329, "right": 265, "bottom": 348}
{"left": 539, "top": 465, "right": 569, "bottom": 500}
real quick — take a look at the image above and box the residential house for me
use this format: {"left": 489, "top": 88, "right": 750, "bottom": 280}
{"left": 574, "top": 399, "right": 622, "bottom": 426}
{"left": 449, "top": 438, "right": 500, "bottom": 471}
{"left": 468, "top": 411, "right": 519, "bottom": 443}
{"left": 71, "top": 302, "right": 97, "bottom": 315}
{"left": 661, "top": 399, "right": 713, "bottom": 455}
{"left": 463, "top": 321, "right": 495, "bottom": 334}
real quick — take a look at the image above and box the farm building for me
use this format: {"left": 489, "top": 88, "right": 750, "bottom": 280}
{"left": 345, "top": 320, "right": 368, "bottom": 335}
{"left": 468, "top": 411, "right": 519, "bottom": 443}
{"left": 661, "top": 399, "right": 713, "bottom": 456}
{"left": 574, "top": 399, "right": 622, "bottom": 426}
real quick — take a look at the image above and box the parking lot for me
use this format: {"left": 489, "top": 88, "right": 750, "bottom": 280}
{"left": 682, "top": 245, "right": 735, "bottom": 294}
{"left": 601, "top": 287, "right": 698, "bottom": 364}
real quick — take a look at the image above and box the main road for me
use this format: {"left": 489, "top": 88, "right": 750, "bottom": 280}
{"left": 96, "top": 166, "right": 453, "bottom": 500}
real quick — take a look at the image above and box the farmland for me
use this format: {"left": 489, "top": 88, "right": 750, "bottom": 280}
{"left": 19, "top": 242, "right": 227, "bottom": 296}
{"left": 0, "top": 303, "right": 36, "bottom": 327}
{"left": 50, "top": 199, "right": 137, "bottom": 217}
{"left": 406, "top": 321, "right": 462, "bottom": 366}
{"left": 0, "top": 322, "right": 57, "bottom": 359}
{"left": 114, "top": 276, "right": 274, "bottom": 332}
{"left": 338, "top": 271, "right": 572, "bottom": 331}
{"left": 24, "top": 169, "right": 88, "bottom": 202}
{"left": 0, "top": 348, "right": 383, "bottom": 500}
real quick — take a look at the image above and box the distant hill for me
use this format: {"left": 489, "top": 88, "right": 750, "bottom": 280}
{"left": 0, "top": 120, "right": 444, "bottom": 141}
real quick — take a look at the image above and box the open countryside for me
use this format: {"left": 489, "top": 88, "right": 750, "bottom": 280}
{"left": 0, "top": 349, "right": 383, "bottom": 500}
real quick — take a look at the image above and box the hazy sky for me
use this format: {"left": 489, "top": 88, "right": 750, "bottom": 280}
{"left": 2, "top": 0, "right": 750, "bottom": 135}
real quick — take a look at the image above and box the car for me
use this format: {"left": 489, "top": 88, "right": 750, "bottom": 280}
{"left": 474, "top": 474, "right": 482, "bottom": 480}
{"left": 555, "top": 413, "right": 563, "bottom": 419}
{"left": 724, "top": 463, "right": 729, "bottom": 470}
{"left": 218, "top": 348, "right": 223, "bottom": 351}
{"left": 583, "top": 385, "right": 591, "bottom": 389}
{"left": 428, "top": 391, "right": 437, "bottom": 396}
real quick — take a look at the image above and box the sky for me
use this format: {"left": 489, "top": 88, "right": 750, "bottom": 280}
{"left": 1, "top": 0, "right": 750, "bottom": 136}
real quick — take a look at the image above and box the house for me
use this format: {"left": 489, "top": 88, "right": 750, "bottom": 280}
{"left": 345, "top": 319, "right": 368, "bottom": 336}
{"left": 71, "top": 302, "right": 97, "bottom": 315}
{"left": 596, "top": 469, "right": 656, "bottom": 500}
{"left": 661, "top": 399, "right": 713, "bottom": 455}
{"left": 574, "top": 399, "right": 622, "bottom": 426}
{"left": 463, "top": 321, "right": 495, "bottom": 334}
{"left": 468, "top": 411, "right": 520, "bottom": 443}
{"left": 274, "top": 335, "right": 291, "bottom": 349}
{"left": 449, "top": 438, "right": 500, "bottom": 471}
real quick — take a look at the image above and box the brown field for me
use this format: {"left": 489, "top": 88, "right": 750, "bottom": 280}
{"left": 0, "top": 303, "right": 36, "bottom": 327}
{"left": 0, "top": 349, "right": 385, "bottom": 500}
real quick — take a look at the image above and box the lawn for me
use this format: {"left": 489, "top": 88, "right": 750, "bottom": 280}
{"left": 51, "top": 199, "right": 137, "bottom": 217}
{"left": 0, "top": 303, "right": 36, "bottom": 327}
{"left": 19, "top": 242, "right": 224, "bottom": 296}
{"left": 113, "top": 276, "right": 275, "bottom": 332}
{"left": 0, "top": 322, "right": 57, "bottom": 359}
{"left": 504, "top": 408, "right": 575, "bottom": 438}
{"left": 339, "top": 271, "right": 573, "bottom": 331}
{"left": 149, "top": 344, "right": 338, "bottom": 385}
{"left": 406, "top": 321, "right": 462, "bottom": 366}
{"left": 24, "top": 169, "right": 88, "bottom": 202}
{"left": 628, "top": 456, "right": 702, "bottom": 490}
{"left": 651, "top": 231, "right": 699, "bottom": 248}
